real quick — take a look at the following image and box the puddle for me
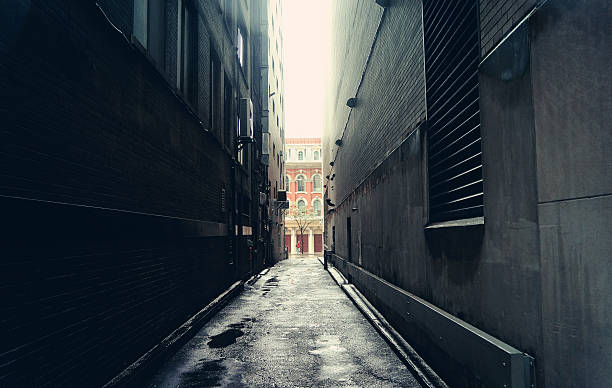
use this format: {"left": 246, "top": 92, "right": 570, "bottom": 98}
{"left": 207, "top": 329, "right": 244, "bottom": 348}
{"left": 179, "top": 359, "right": 225, "bottom": 387}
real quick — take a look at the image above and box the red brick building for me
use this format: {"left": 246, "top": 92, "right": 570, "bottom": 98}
{"left": 284, "top": 138, "right": 323, "bottom": 254}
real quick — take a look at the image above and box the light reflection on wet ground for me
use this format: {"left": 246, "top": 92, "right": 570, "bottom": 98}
{"left": 147, "top": 256, "right": 420, "bottom": 387}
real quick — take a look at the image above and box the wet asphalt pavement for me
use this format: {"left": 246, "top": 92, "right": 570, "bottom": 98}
{"left": 147, "top": 256, "right": 421, "bottom": 387}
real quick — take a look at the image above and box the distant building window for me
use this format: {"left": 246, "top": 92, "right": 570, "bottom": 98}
{"left": 298, "top": 151, "right": 303, "bottom": 160}
{"left": 285, "top": 176, "right": 290, "bottom": 192}
{"left": 313, "top": 199, "right": 321, "bottom": 216}
{"left": 296, "top": 175, "right": 305, "bottom": 192}
{"left": 312, "top": 175, "right": 322, "bottom": 192}
{"left": 314, "top": 151, "right": 319, "bottom": 160}
{"left": 297, "top": 199, "right": 306, "bottom": 212}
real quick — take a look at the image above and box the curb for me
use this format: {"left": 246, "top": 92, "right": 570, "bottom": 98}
{"left": 247, "top": 268, "right": 270, "bottom": 286}
{"left": 323, "top": 262, "right": 448, "bottom": 388}
{"left": 103, "top": 280, "right": 244, "bottom": 388}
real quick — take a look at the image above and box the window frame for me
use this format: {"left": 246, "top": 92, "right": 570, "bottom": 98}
{"left": 296, "top": 174, "right": 306, "bottom": 192}
{"left": 312, "top": 174, "right": 322, "bottom": 192}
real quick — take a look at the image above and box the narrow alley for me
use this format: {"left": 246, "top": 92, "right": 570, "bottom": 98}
{"left": 2, "top": 0, "right": 610, "bottom": 386}
{"left": 147, "top": 257, "right": 421, "bottom": 387}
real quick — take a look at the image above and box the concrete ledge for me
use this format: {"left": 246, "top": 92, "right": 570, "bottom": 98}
{"left": 328, "top": 266, "right": 348, "bottom": 285}
{"left": 247, "top": 268, "right": 270, "bottom": 286}
{"left": 322, "top": 258, "right": 446, "bottom": 387}
{"left": 328, "top": 254, "right": 536, "bottom": 388}
{"left": 103, "top": 280, "right": 244, "bottom": 388}
{"left": 342, "top": 283, "right": 448, "bottom": 388}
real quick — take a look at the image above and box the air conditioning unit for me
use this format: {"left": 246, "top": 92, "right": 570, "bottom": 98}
{"left": 239, "top": 98, "right": 253, "bottom": 138}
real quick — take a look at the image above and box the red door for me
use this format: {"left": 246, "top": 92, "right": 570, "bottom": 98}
{"left": 314, "top": 234, "right": 323, "bottom": 253}
{"left": 299, "top": 234, "right": 309, "bottom": 253}
{"left": 285, "top": 235, "right": 291, "bottom": 252}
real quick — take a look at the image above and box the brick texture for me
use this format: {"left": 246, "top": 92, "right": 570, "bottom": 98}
{"left": 0, "top": 1, "right": 252, "bottom": 386}
{"left": 325, "top": 0, "right": 426, "bottom": 205}
{"left": 480, "top": 0, "right": 537, "bottom": 57}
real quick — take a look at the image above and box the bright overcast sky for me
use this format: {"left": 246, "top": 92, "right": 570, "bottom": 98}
{"left": 282, "top": 1, "right": 331, "bottom": 138}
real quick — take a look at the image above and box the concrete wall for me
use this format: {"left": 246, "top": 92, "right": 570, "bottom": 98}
{"left": 324, "top": 0, "right": 611, "bottom": 386}
{"left": 530, "top": 1, "right": 612, "bottom": 386}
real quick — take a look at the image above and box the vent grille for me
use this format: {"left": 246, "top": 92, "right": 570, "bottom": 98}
{"left": 423, "top": 0, "right": 483, "bottom": 222}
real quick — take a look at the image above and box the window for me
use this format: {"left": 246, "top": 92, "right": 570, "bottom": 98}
{"left": 312, "top": 175, "right": 322, "bottom": 192}
{"left": 298, "top": 151, "right": 303, "bottom": 160}
{"left": 313, "top": 150, "right": 319, "bottom": 160}
{"left": 423, "top": 0, "right": 483, "bottom": 222}
{"left": 296, "top": 175, "right": 305, "bottom": 192}
{"left": 223, "top": 74, "right": 233, "bottom": 147}
{"left": 179, "top": 0, "right": 197, "bottom": 105}
{"left": 133, "top": 0, "right": 147, "bottom": 47}
{"left": 313, "top": 199, "right": 322, "bottom": 216}
{"left": 133, "top": 0, "right": 165, "bottom": 69}
{"left": 237, "top": 26, "right": 244, "bottom": 67}
{"left": 285, "top": 176, "right": 290, "bottom": 192}
{"left": 210, "top": 45, "right": 222, "bottom": 134}
{"left": 297, "top": 199, "right": 306, "bottom": 212}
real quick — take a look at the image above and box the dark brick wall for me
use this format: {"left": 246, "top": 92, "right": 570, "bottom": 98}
{"left": 326, "top": 0, "right": 426, "bottom": 204}
{"left": 97, "top": 0, "right": 133, "bottom": 36}
{"left": 1, "top": 198, "right": 230, "bottom": 387}
{"left": 480, "top": 0, "right": 537, "bottom": 57}
{"left": 0, "top": 0, "right": 254, "bottom": 386}
{"left": 197, "top": 18, "right": 211, "bottom": 124}
{"left": 323, "top": 1, "right": 382, "bottom": 172}
{"left": 166, "top": 0, "right": 179, "bottom": 88}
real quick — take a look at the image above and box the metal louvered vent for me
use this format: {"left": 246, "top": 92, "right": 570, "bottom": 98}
{"left": 423, "top": 0, "right": 483, "bottom": 223}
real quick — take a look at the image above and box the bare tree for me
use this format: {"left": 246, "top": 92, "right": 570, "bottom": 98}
{"left": 290, "top": 207, "right": 315, "bottom": 255}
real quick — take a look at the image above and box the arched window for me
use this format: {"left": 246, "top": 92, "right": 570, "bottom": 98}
{"left": 285, "top": 176, "right": 290, "bottom": 192}
{"left": 298, "top": 151, "right": 304, "bottom": 160}
{"left": 297, "top": 199, "right": 306, "bottom": 212}
{"left": 314, "top": 151, "right": 319, "bottom": 160}
{"left": 313, "top": 199, "right": 322, "bottom": 216}
{"left": 296, "top": 175, "right": 305, "bottom": 192}
{"left": 312, "top": 175, "right": 322, "bottom": 192}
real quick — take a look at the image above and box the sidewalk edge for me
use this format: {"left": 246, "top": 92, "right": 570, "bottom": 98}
{"left": 102, "top": 280, "right": 244, "bottom": 388}
{"left": 324, "top": 262, "right": 448, "bottom": 388}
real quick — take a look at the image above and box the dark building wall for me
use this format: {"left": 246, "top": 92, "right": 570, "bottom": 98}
{"left": 323, "top": 1, "right": 383, "bottom": 170}
{"left": 0, "top": 0, "right": 263, "bottom": 386}
{"left": 324, "top": 0, "right": 611, "bottom": 386}
{"left": 530, "top": 1, "right": 612, "bottom": 386}
{"left": 328, "top": 0, "right": 426, "bottom": 204}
